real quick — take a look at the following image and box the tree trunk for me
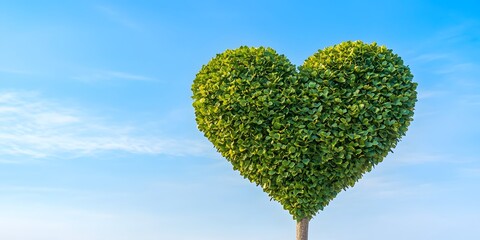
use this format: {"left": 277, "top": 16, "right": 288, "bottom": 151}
{"left": 296, "top": 217, "right": 309, "bottom": 240}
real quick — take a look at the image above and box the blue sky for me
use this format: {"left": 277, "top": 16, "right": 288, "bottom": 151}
{"left": 0, "top": 1, "right": 479, "bottom": 239}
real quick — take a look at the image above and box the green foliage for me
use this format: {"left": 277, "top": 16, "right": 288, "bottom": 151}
{"left": 192, "top": 41, "right": 417, "bottom": 221}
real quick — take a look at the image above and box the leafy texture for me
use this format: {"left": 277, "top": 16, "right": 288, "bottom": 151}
{"left": 192, "top": 41, "right": 417, "bottom": 221}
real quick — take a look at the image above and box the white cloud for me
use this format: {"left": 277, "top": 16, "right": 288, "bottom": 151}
{"left": 72, "top": 70, "right": 155, "bottom": 82}
{"left": 95, "top": 5, "right": 141, "bottom": 31}
{"left": 407, "top": 22, "right": 480, "bottom": 88}
{"left": 411, "top": 53, "right": 450, "bottom": 63}
{"left": 348, "top": 175, "right": 437, "bottom": 200}
{"left": 0, "top": 67, "right": 32, "bottom": 75}
{"left": 416, "top": 90, "right": 447, "bottom": 100}
{"left": 459, "top": 94, "right": 480, "bottom": 106}
{"left": 391, "top": 152, "right": 452, "bottom": 165}
{"left": 433, "top": 62, "right": 476, "bottom": 75}
{"left": 458, "top": 167, "right": 480, "bottom": 178}
{"left": 0, "top": 185, "right": 75, "bottom": 194}
{"left": 0, "top": 91, "right": 212, "bottom": 163}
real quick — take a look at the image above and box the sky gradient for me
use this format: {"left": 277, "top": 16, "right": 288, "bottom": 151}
{"left": 1, "top": 1, "right": 479, "bottom": 239}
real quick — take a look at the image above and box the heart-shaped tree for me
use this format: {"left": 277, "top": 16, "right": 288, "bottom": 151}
{"left": 192, "top": 41, "right": 417, "bottom": 240}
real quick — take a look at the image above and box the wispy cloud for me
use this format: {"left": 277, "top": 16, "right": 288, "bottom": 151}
{"left": 0, "top": 185, "right": 75, "bottom": 194}
{"left": 350, "top": 175, "right": 437, "bottom": 199}
{"left": 408, "top": 21, "right": 479, "bottom": 79}
{"left": 0, "top": 67, "right": 32, "bottom": 75}
{"left": 410, "top": 53, "right": 450, "bottom": 63}
{"left": 95, "top": 5, "right": 141, "bottom": 31}
{"left": 417, "top": 90, "right": 447, "bottom": 100}
{"left": 72, "top": 70, "right": 155, "bottom": 82}
{"left": 433, "top": 62, "right": 476, "bottom": 75}
{"left": 459, "top": 94, "right": 480, "bottom": 106}
{"left": 417, "top": 21, "right": 480, "bottom": 49}
{"left": 0, "top": 203, "right": 185, "bottom": 240}
{"left": 391, "top": 152, "right": 452, "bottom": 165}
{"left": 458, "top": 167, "right": 480, "bottom": 178}
{"left": 0, "top": 91, "right": 211, "bottom": 163}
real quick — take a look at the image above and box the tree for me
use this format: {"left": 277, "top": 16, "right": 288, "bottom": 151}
{"left": 191, "top": 41, "right": 417, "bottom": 240}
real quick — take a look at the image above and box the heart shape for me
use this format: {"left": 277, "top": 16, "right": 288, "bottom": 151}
{"left": 192, "top": 41, "right": 417, "bottom": 220}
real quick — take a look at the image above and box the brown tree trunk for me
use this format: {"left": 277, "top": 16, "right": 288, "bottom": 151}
{"left": 296, "top": 217, "right": 309, "bottom": 240}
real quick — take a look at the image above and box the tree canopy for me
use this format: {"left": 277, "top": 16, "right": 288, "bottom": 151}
{"left": 192, "top": 41, "right": 417, "bottom": 221}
